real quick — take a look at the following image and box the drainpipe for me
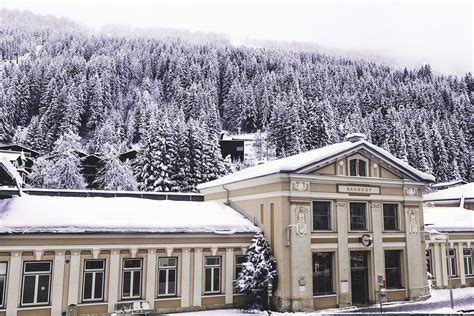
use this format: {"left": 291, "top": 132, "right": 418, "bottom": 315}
{"left": 222, "top": 184, "right": 230, "bottom": 205}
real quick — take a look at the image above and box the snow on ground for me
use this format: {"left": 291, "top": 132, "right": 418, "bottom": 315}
{"left": 168, "top": 288, "right": 474, "bottom": 315}
{"left": 0, "top": 194, "right": 259, "bottom": 234}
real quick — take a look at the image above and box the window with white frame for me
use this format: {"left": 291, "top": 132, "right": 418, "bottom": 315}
{"left": 447, "top": 249, "right": 457, "bottom": 277}
{"left": 0, "top": 262, "right": 6, "bottom": 308}
{"left": 464, "top": 249, "right": 473, "bottom": 275}
{"left": 158, "top": 257, "right": 177, "bottom": 297}
{"left": 349, "top": 158, "right": 367, "bottom": 177}
{"left": 204, "top": 256, "right": 221, "bottom": 294}
{"left": 350, "top": 202, "right": 367, "bottom": 231}
{"left": 312, "top": 201, "right": 332, "bottom": 231}
{"left": 82, "top": 260, "right": 105, "bottom": 302}
{"left": 122, "top": 258, "right": 142, "bottom": 299}
{"left": 383, "top": 204, "right": 399, "bottom": 231}
{"left": 21, "top": 261, "right": 52, "bottom": 306}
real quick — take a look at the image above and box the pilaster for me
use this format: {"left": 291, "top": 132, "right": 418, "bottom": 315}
{"left": 336, "top": 201, "right": 351, "bottom": 307}
{"left": 6, "top": 251, "right": 22, "bottom": 316}
{"left": 107, "top": 250, "right": 120, "bottom": 312}
{"left": 145, "top": 249, "right": 157, "bottom": 305}
{"left": 52, "top": 251, "right": 65, "bottom": 315}
{"left": 193, "top": 248, "right": 203, "bottom": 307}
{"left": 67, "top": 251, "right": 81, "bottom": 306}
{"left": 225, "top": 248, "right": 234, "bottom": 304}
{"left": 181, "top": 248, "right": 191, "bottom": 307}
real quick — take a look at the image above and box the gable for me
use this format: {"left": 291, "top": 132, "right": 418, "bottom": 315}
{"left": 296, "top": 146, "right": 414, "bottom": 181}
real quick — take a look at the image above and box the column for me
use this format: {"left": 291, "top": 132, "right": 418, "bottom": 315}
{"left": 181, "top": 248, "right": 191, "bottom": 308}
{"left": 146, "top": 249, "right": 157, "bottom": 305}
{"left": 107, "top": 250, "right": 120, "bottom": 312}
{"left": 336, "top": 201, "right": 350, "bottom": 307}
{"left": 289, "top": 203, "right": 313, "bottom": 311}
{"left": 52, "top": 251, "right": 65, "bottom": 315}
{"left": 371, "top": 203, "right": 384, "bottom": 283}
{"left": 193, "top": 249, "right": 203, "bottom": 307}
{"left": 457, "top": 244, "right": 466, "bottom": 286}
{"left": 6, "top": 251, "right": 22, "bottom": 316}
{"left": 67, "top": 251, "right": 81, "bottom": 306}
{"left": 433, "top": 243, "right": 442, "bottom": 287}
{"left": 225, "top": 248, "right": 234, "bottom": 304}
{"left": 440, "top": 243, "right": 448, "bottom": 288}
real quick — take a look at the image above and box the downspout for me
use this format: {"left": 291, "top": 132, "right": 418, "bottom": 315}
{"left": 222, "top": 184, "right": 230, "bottom": 205}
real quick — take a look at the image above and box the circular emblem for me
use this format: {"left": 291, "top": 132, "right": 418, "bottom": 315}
{"left": 360, "top": 234, "right": 373, "bottom": 247}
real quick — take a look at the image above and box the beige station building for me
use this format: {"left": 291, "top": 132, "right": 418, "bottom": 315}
{"left": 0, "top": 133, "right": 459, "bottom": 315}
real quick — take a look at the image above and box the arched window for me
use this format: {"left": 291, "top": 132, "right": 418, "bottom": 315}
{"left": 349, "top": 158, "right": 367, "bottom": 177}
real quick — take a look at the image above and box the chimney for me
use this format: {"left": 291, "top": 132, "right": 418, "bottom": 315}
{"left": 344, "top": 133, "right": 367, "bottom": 143}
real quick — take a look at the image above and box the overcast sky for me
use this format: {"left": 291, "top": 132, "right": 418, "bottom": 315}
{"left": 3, "top": 0, "right": 473, "bottom": 75}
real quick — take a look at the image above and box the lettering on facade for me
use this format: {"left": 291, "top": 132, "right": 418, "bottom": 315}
{"left": 338, "top": 185, "right": 380, "bottom": 194}
{"left": 405, "top": 187, "right": 418, "bottom": 196}
{"left": 291, "top": 181, "right": 310, "bottom": 192}
{"left": 407, "top": 208, "right": 418, "bottom": 236}
{"left": 295, "top": 206, "right": 308, "bottom": 237}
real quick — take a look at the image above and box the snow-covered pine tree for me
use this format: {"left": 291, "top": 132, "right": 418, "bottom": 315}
{"left": 94, "top": 144, "right": 138, "bottom": 191}
{"left": 236, "top": 232, "right": 277, "bottom": 309}
{"left": 28, "top": 157, "right": 54, "bottom": 188}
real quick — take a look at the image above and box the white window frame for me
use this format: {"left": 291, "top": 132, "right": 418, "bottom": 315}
{"left": 157, "top": 257, "right": 177, "bottom": 297}
{"left": 464, "top": 249, "right": 473, "bottom": 276}
{"left": 21, "top": 261, "right": 52, "bottom": 307}
{"left": 204, "top": 256, "right": 221, "bottom": 294}
{"left": 349, "top": 201, "right": 369, "bottom": 232}
{"left": 382, "top": 203, "right": 401, "bottom": 231}
{"left": 82, "top": 259, "right": 105, "bottom": 302}
{"left": 348, "top": 154, "right": 368, "bottom": 177}
{"left": 312, "top": 200, "right": 333, "bottom": 231}
{"left": 0, "top": 262, "right": 7, "bottom": 308}
{"left": 447, "top": 249, "right": 457, "bottom": 277}
{"left": 121, "top": 258, "right": 142, "bottom": 300}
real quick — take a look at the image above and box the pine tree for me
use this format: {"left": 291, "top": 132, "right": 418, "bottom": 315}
{"left": 94, "top": 144, "right": 138, "bottom": 191}
{"left": 236, "top": 232, "right": 277, "bottom": 309}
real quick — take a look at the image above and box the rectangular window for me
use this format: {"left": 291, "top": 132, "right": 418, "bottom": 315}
{"left": 448, "top": 249, "right": 457, "bottom": 277}
{"left": 0, "top": 262, "right": 6, "bottom": 308}
{"left": 349, "top": 159, "right": 357, "bottom": 176}
{"left": 21, "top": 261, "right": 52, "bottom": 306}
{"left": 383, "top": 204, "right": 399, "bottom": 231}
{"left": 204, "top": 256, "right": 221, "bottom": 294}
{"left": 350, "top": 202, "right": 367, "bottom": 231}
{"left": 83, "top": 260, "right": 105, "bottom": 302}
{"left": 122, "top": 258, "right": 142, "bottom": 299}
{"left": 158, "top": 257, "right": 177, "bottom": 297}
{"left": 385, "top": 250, "right": 402, "bottom": 289}
{"left": 463, "top": 249, "right": 472, "bottom": 275}
{"left": 312, "top": 201, "right": 331, "bottom": 230}
{"left": 313, "top": 252, "right": 333, "bottom": 295}
{"left": 426, "top": 250, "right": 433, "bottom": 275}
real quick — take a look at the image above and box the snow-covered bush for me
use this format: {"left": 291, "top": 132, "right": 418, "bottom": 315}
{"left": 236, "top": 232, "right": 277, "bottom": 309}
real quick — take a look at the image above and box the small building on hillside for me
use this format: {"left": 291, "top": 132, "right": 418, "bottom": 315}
{"left": 199, "top": 133, "right": 435, "bottom": 311}
{"left": 219, "top": 139, "right": 244, "bottom": 161}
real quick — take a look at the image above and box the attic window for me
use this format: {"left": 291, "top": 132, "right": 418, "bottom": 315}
{"left": 349, "top": 159, "right": 367, "bottom": 177}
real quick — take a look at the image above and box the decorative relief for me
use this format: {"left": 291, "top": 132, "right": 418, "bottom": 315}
{"left": 371, "top": 203, "right": 381, "bottom": 208}
{"left": 291, "top": 181, "right": 310, "bottom": 192}
{"left": 295, "top": 206, "right": 308, "bottom": 237}
{"left": 337, "top": 202, "right": 347, "bottom": 207}
{"left": 407, "top": 208, "right": 418, "bottom": 235}
{"left": 405, "top": 187, "right": 418, "bottom": 196}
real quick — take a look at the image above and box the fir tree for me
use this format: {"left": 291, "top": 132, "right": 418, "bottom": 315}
{"left": 236, "top": 232, "right": 277, "bottom": 309}
{"left": 94, "top": 144, "right": 138, "bottom": 191}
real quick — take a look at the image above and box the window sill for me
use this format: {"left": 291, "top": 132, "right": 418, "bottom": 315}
{"left": 384, "top": 288, "right": 405, "bottom": 292}
{"left": 156, "top": 296, "right": 179, "bottom": 300}
{"left": 18, "top": 305, "right": 51, "bottom": 311}
{"left": 203, "top": 293, "right": 224, "bottom": 297}
{"left": 313, "top": 293, "right": 337, "bottom": 298}
{"left": 79, "top": 301, "right": 107, "bottom": 305}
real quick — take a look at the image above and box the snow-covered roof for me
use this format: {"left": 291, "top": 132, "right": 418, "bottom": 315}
{"left": 198, "top": 139, "right": 435, "bottom": 189}
{"left": 424, "top": 183, "right": 474, "bottom": 202}
{"left": 0, "top": 154, "right": 23, "bottom": 186}
{"left": 432, "top": 180, "right": 467, "bottom": 189}
{"left": 424, "top": 206, "right": 474, "bottom": 233}
{"left": 0, "top": 195, "right": 259, "bottom": 234}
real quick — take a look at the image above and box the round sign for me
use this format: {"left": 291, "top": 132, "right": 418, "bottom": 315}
{"left": 360, "top": 234, "right": 373, "bottom": 247}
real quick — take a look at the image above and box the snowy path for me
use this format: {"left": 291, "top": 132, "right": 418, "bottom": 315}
{"left": 167, "top": 288, "right": 474, "bottom": 315}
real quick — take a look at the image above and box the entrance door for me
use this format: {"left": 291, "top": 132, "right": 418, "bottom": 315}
{"left": 351, "top": 251, "right": 369, "bottom": 305}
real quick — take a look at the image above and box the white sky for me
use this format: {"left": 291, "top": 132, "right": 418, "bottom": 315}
{"left": 3, "top": 0, "right": 473, "bottom": 75}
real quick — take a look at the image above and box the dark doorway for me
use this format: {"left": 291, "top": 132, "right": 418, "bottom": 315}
{"left": 351, "top": 251, "right": 369, "bottom": 305}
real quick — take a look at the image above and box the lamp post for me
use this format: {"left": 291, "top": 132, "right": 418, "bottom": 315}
{"left": 429, "top": 229, "right": 454, "bottom": 310}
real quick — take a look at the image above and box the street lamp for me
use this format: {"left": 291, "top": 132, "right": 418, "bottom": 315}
{"left": 428, "top": 229, "right": 454, "bottom": 310}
